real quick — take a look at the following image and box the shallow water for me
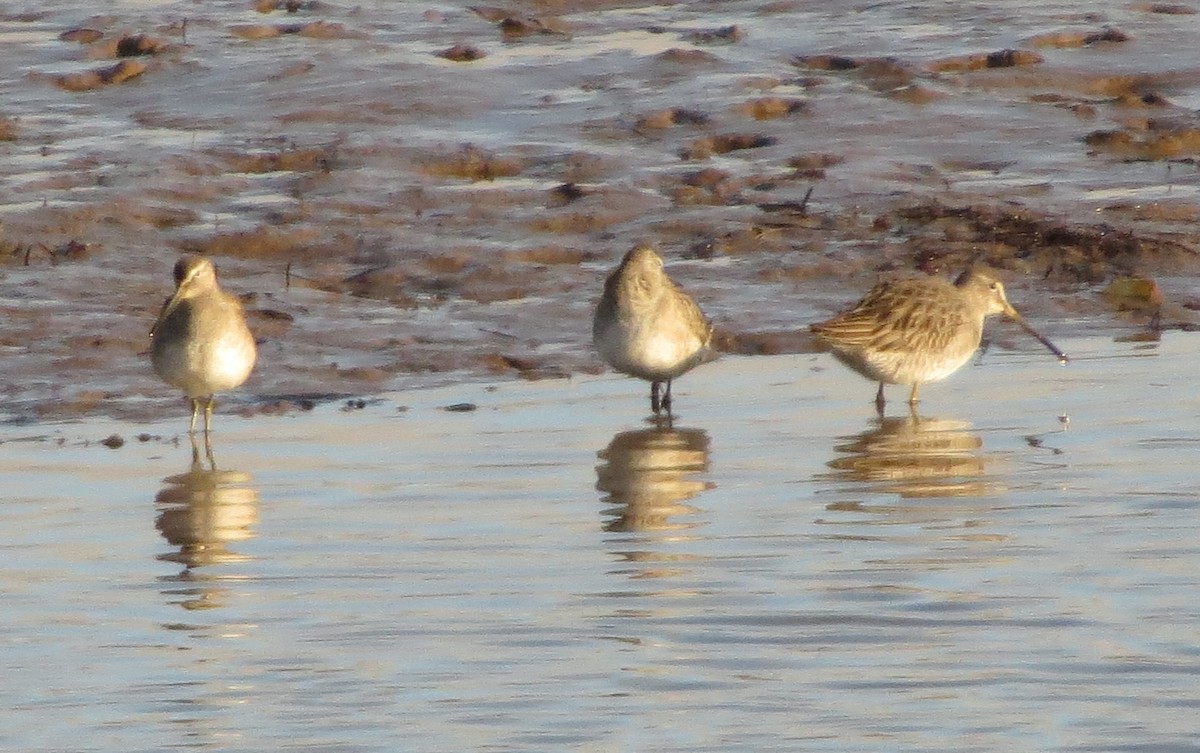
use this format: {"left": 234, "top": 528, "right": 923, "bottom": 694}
{"left": 4, "top": 333, "right": 1200, "bottom": 752}
{"left": 3, "top": 1, "right": 1200, "bottom": 420}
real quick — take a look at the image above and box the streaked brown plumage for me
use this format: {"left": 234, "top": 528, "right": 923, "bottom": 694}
{"left": 593, "top": 244, "right": 713, "bottom": 415}
{"left": 811, "top": 269, "right": 1066, "bottom": 411}
{"left": 151, "top": 256, "right": 257, "bottom": 435}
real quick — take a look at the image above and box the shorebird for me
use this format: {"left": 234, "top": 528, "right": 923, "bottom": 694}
{"left": 151, "top": 255, "right": 257, "bottom": 434}
{"left": 593, "top": 244, "right": 713, "bottom": 415}
{"left": 811, "top": 268, "right": 1066, "bottom": 411}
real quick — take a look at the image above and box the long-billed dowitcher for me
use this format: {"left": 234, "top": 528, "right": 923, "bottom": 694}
{"left": 593, "top": 244, "right": 713, "bottom": 415}
{"left": 811, "top": 268, "right": 1066, "bottom": 411}
{"left": 151, "top": 255, "right": 257, "bottom": 434}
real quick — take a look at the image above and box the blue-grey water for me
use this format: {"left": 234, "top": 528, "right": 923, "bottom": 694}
{"left": 4, "top": 336, "right": 1200, "bottom": 752}
{"left": 4, "top": 1, "right": 1200, "bottom": 750}
{"left": 3, "top": 0, "right": 1200, "bottom": 413}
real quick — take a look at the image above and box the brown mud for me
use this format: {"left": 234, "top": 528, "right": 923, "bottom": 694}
{"left": 3, "top": 1, "right": 1200, "bottom": 424}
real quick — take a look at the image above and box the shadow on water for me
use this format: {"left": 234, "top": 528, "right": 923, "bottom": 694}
{"left": 823, "top": 412, "right": 996, "bottom": 500}
{"left": 595, "top": 423, "right": 713, "bottom": 581}
{"left": 154, "top": 436, "right": 259, "bottom": 610}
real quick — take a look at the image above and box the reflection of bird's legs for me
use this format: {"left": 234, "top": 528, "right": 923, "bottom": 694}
{"left": 188, "top": 433, "right": 202, "bottom": 468}
{"left": 188, "top": 423, "right": 216, "bottom": 469}
{"left": 653, "top": 410, "right": 674, "bottom": 430}
{"left": 204, "top": 433, "right": 216, "bottom": 470}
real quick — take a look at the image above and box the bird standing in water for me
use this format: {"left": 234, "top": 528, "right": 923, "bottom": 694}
{"left": 151, "top": 255, "right": 257, "bottom": 435}
{"left": 593, "top": 244, "right": 713, "bottom": 416}
{"left": 811, "top": 268, "right": 1066, "bottom": 411}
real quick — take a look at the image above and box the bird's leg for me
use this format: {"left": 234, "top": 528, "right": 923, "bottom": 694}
{"left": 907, "top": 384, "right": 921, "bottom": 406}
{"left": 874, "top": 383, "right": 886, "bottom": 415}
{"left": 651, "top": 381, "right": 662, "bottom": 414}
{"left": 203, "top": 395, "right": 215, "bottom": 437}
{"left": 662, "top": 379, "right": 673, "bottom": 415}
{"left": 188, "top": 398, "right": 200, "bottom": 434}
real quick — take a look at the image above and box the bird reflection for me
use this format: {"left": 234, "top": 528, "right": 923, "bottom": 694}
{"left": 596, "top": 424, "right": 712, "bottom": 580}
{"left": 824, "top": 412, "right": 993, "bottom": 498}
{"left": 155, "top": 436, "right": 258, "bottom": 610}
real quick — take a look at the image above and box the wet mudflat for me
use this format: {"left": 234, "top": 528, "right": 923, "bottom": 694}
{"left": 3, "top": 333, "right": 1200, "bottom": 752}
{"left": 3, "top": 1, "right": 1200, "bottom": 421}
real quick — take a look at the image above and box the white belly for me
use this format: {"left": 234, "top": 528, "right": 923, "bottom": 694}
{"left": 597, "top": 324, "right": 705, "bottom": 382}
{"left": 153, "top": 331, "right": 256, "bottom": 397}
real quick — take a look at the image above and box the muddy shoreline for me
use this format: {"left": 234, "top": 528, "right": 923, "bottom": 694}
{"left": 3, "top": 1, "right": 1200, "bottom": 424}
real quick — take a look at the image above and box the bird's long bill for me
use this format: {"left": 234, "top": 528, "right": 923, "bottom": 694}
{"left": 150, "top": 289, "right": 184, "bottom": 338}
{"left": 1005, "top": 307, "right": 1068, "bottom": 362}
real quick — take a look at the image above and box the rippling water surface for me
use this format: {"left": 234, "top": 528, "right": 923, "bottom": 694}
{"left": 4, "top": 1, "right": 1200, "bottom": 750}
{"left": 3, "top": 0, "right": 1200, "bottom": 417}
{"left": 4, "top": 334, "right": 1200, "bottom": 751}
